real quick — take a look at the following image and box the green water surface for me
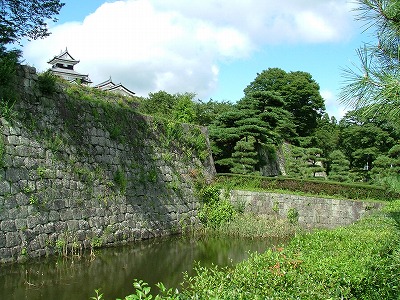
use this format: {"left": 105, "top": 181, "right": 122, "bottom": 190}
{"left": 0, "top": 234, "right": 285, "bottom": 300}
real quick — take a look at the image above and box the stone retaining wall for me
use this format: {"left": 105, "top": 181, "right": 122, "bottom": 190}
{"left": 229, "top": 190, "right": 382, "bottom": 229}
{"left": 0, "top": 65, "right": 216, "bottom": 263}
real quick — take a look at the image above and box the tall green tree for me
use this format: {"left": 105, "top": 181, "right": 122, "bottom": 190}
{"left": 285, "top": 145, "right": 308, "bottom": 178}
{"left": 193, "top": 99, "right": 234, "bottom": 126}
{"left": 138, "top": 91, "right": 197, "bottom": 123}
{"left": 301, "top": 113, "right": 340, "bottom": 163}
{"left": 230, "top": 136, "right": 260, "bottom": 175}
{"left": 0, "top": 0, "right": 64, "bottom": 44}
{"left": 328, "top": 150, "right": 350, "bottom": 182}
{"left": 371, "top": 144, "right": 400, "bottom": 191}
{"left": 305, "top": 147, "right": 326, "bottom": 178}
{"left": 338, "top": 109, "right": 399, "bottom": 180}
{"left": 340, "top": 0, "right": 400, "bottom": 123}
{"left": 244, "top": 68, "right": 325, "bottom": 137}
{"left": 210, "top": 91, "right": 295, "bottom": 174}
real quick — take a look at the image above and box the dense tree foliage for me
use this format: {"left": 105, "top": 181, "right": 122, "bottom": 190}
{"left": 328, "top": 150, "right": 351, "bottom": 182}
{"left": 340, "top": 0, "right": 400, "bottom": 123}
{"left": 138, "top": 91, "right": 197, "bottom": 123}
{"left": 338, "top": 110, "right": 400, "bottom": 181}
{"left": 0, "top": 0, "right": 64, "bottom": 44}
{"left": 210, "top": 91, "right": 294, "bottom": 174}
{"left": 371, "top": 144, "right": 400, "bottom": 190}
{"left": 244, "top": 68, "right": 325, "bottom": 137}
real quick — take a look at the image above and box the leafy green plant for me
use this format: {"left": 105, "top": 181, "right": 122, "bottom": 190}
{"left": 36, "top": 166, "right": 46, "bottom": 178}
{"left": 90, "top": 289, "right": 104, "bottom": 300}
{"left": 0, "top": 98, "right": 17, "bottom": 121}
{"left": 29, "top": 195, "right": 39, "bottom": 206}
{"left": 37, "top": 71, "right": 58, "bottom": 95}
{"left": 272, "top": 201, "right": 279, "bottom": 213}
{"left": 114, "top": 168, "right": 127, "bottom": 193}
{"left": 216, "top": 213, "right": 300, "bottom": 238}
{"left": 23, "top": 184, "right": 34, "bottom": 194}
{"left": 287, "top": 207, "right": 299, "bottom": 224}
{"left": 198, "top": 186, "right": 236, "bottom": 228}
{"left": 91, "top": 237, "right": 103, "bottom": 249}
{"left": 55, "top": 237, "right": 66, "bottom": 255}
{"left": 0, "top": 47, "right": 20, "bottom": 121}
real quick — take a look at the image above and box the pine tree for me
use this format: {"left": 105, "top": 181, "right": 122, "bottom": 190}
{"left": 230, "top": 137, "right": 260, "bottom": 175}
{"left": 328, "top": 150, "right": 350, "bottom": 182}
{"left": 305, "top": 148, "right": 326, "bottom": 178}
{"left": 340, "top": 0, "right": 400, "bottom": 123}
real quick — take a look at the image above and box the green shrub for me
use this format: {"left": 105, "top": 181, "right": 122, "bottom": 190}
{"left": 216, "top": 213, "right": 300, "bottom": 238}
{"left": 287, "top": 207, "right": 299, "bottom": 224}
{"left": 114, "top": 169, "right": 127, "bottom": 193}
{"left": 198, "top": 186, "right": 236, "bottom": 228}
{"left": 0, "top": 48, "right": 20, "bottom": 120}
{"left": 37, "top": 71, "right": 58, "bottom": 95}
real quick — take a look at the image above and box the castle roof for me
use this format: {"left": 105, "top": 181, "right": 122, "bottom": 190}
{"left": 94, "top": 77, "right": 135, "bottom": 97}
{"left": 48, "top": 48, "right": 92, "bottom": 85}
{"left": 48, "top": 48, "right": 79, "bottom": 66}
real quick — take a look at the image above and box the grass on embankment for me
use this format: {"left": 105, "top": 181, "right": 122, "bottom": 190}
{"left": 208, "top": 213, "right": 301, "bottom": 239}
{"left": 181, "top": 201, "right": 400, "bottom": 299}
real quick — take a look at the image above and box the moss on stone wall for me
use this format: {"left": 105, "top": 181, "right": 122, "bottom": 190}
{"left": 0, "top": 65, "right": 215, "bottom": 263}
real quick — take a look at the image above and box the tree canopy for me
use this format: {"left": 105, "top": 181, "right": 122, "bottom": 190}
{"left": 0, "top": 0, "right": 64, "bottom": 44}
{"left": 244, "top": 68, "right": 325, "bottom": 137}
{"left": 210, "top": 91, "right": 295, "bottom": 174}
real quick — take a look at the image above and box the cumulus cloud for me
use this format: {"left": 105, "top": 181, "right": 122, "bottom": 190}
{"left": 23, "top": 0, "right": 356, "bottom": 98}
{"left": 321, "top": 89, "right": 348, "bottom": 120}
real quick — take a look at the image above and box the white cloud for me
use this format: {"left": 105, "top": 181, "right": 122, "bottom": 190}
{"left": 321, "top": 89, "right": 348, "bottom": 120}
{"left": 23, "top": 0, "right": 357, "bottom": 98}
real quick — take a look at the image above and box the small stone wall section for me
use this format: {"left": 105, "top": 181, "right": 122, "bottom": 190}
{"left": 229, "top": 190, "right": 382, "bottom": 229}
{"left": 0, "top": 65, "right": 216, "bottom": 263}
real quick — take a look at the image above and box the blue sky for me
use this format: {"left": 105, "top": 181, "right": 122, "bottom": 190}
{"left": 22, "top": 0, "right": 373, "bottom": 120}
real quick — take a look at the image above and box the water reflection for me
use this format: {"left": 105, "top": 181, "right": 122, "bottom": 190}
{"left": 0, "top": 234, "right": 285, "bottom": 300}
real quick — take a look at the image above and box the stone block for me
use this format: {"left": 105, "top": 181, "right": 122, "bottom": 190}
{"left": 48, "top": 210, "right": 60, "bottom": 222}
{"left": 78, "top": 220, "right": 89, "bottom": 230}
{"left": 37, "top": 233, "right": 49, "bottom": 248}
{"left": 59, "top": 209, "right": 73, "bottom": 221}
{"left": 7, "top": 135, "right": 20, "bottom": 145}
{"left": 15, "top": 145, "right": 32, "bottom": 157}
{"left": 0, "top": 181, "right": 11, "bottom": 196}
{"left": 6, "top": 232, "right": 21, "bottom": 247}
{"left": 67, "top": 220, "right": 79, "bottom": 232}
{"left": 26, "top": 216, "right": 41, "bottom": 229}
{"left": 72, "top": 208, "right": 82, "bottom": 219}
{"left": 29, "top": 239, "right": 40, "bottom": 251}
{"left": 0, "top": 248, "right": 11, "bottom": 259}
{"left": 54, "top": 221, "right": 67, "bottom": 232}
{"left": 15, "top": 193, "right": 30, "bottom": 207}
{"left": 76, "top": 230, "right": 86, "bottom": 241}
{"left": 6, "top": 168, "right": 29, "bottom": 182}
{"left": 15, "top": 219, "right": 27, "bottom": 230}
{"left": 1, "top": 220, "right": 16, "bottom": 232}
{"left": 43, "top": 223, "right": 55, "bottom": 234}
{"left": 0, "top": 232, "right": 5, "bottom": 247}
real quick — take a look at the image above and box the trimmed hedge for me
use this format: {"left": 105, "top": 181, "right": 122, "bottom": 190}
{"left": 215, "top": 173, "right": 400, "bottom": 201}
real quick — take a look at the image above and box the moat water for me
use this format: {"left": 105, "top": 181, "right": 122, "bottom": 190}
{"left": 0, "top": 234, "right": 285, "bottom": 300}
